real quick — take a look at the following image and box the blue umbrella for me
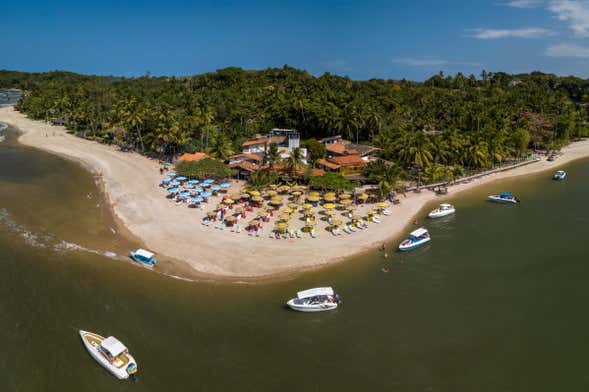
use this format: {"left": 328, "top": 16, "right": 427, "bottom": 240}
{"left": 220, "top": 183, "right": 231, "bottom": 188}
{"left": 179, "top": 191, "right": 191, "bottom": 197}
{"left": 183, "top": 184, "right": 195, "bottom": 189}
{"left": 167, "top": 187, "right": 179, "bottom": 193}
{"left": 201, "top": 191, "right": 212, "bottom": 197}
{"left": 201, "top": 183, "right": 210, "bottom": 188}
{"left": 170, "top": 181, "right": 181, "bottom": 186}
{"left": 210, "top": 185, "right": 221, "bottom": 191}
{"left": 162, "top": 177, "right": 172, "bottom": 183}
{"left": 188, "top": 179, "right": 199, "bottom": 184}
{"left": 176, "top": 176, "right": 187, "bottom": 181}
{"left": 168, "top": 172, "right": 176, "bottom": 177}
{"left": 191, "top": 197, "right": 204, "bottom": 203}
{"left": 193, "top": 187, "right": 203, "bottom": 193}
{"left": 203, "top": 178, "right": 215, "bottom": 183}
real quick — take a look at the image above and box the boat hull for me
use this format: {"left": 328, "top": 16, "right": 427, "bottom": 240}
{"left": 428, "top": 208, "right": 455, "bottom": 218}
{"left": 79, "top": 330, "right": 135, "bottom": 380}
{"left": 488, "top": 196, "right": 518, "bottom": 204}
{"left": 398, "top": 237, "right": 431, "bottom": 251}
{"left": 286, "top": 299, "right": 338, "bottom": 312}
{"left": 130, "top": 253, "right": 156, "bottom": 266}
{"left": 553, "top": 174, "right": 566, "bottom": 180}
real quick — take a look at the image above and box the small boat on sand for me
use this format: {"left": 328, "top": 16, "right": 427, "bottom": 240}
{"left": 287, "top": 287, "right": 341, "bottom": 312}
{"left": 130, "top": 249, "right": 157, "bottom": 266}
{"left": 398, "top": 227, "right": 431, "bottom": 251}
{"left": 428, "top": 203, "right": 455, "bottom": 219}
{"left": 79, "top": 330, "right": 138, "bottom": 380}
{"left": 488, "top": 192, "right": 519, "bottom": 204}
{"left": 553, "top": 170, "right": 566, "bottom": 181}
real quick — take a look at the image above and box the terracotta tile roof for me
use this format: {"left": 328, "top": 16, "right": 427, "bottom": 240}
{"left": 241, "top": 137, "right": 268, "bottom": 147}
{"left": 320, "top": 135, "right": 343, "bottom": 143}
{"left": 311, "top": 168, "right": 325, "bottom": 176}
{"left": 317, "top": 159, "right": 341, "bottom": 170}
{"left": 229, "top": 161, "right": 259, "bottom": 172}
{"left": 330, "top": 155, "right": 366, "bottom": 166}
{"left": 227, "top": 153, "right": 263, "bottom": 162}
{"left": 326, "top": 143, "right": 358, "bottom": 155}
{"left": 178, "top": 152, "right": 209, "bottom": 162}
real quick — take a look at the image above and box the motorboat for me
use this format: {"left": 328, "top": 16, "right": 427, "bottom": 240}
{"left": 398, "top": 227, "right": 431, "bottom": 251}
{"left": 79, "top": 330, "right": 138, "bottom": 380}
{"left": 553, "top": 170, "right": 566, "bottom": 181}
{"left": 428, "top": 203, "right": 455, "bottom": 218}
{"left": 286, "top": 287, "right": 341, "bottom": 312}
{"left": 130, "top": 249, "right": 157, "bottom": 266}
{"left": 488, "top": 192, "right": 519, "bottom": 204}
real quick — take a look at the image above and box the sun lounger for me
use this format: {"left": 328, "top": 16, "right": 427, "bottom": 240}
{"left": 311, "top": 231, "right": 317, "bottom": 238}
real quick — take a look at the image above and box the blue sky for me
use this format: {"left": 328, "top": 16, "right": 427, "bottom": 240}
{"left": 2, "top": 0, "right": 589, "bottom": 80}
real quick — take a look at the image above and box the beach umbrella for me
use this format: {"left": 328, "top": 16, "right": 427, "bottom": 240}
{"left": 188, "top": 179, "right": 199, "bottom": 184}
{"left": 170, "top": 181, "right": 181, "bottom": 186}
{"left": 303, "top": 208, "right": 314, "bottom": 216}
{"left": 216, "top": 203, "right": 225, "bottom": 210}
{"left": 330, "top": 218, "right": 342, "bottom": 226}
{"left": 203, "top": 178, "right": 215, "bottom": 183}
{"left": 183, "top": 184, "right": 195, "bottom": 189}
{"left": 269, "top": 184, "right": 278, "bottom": 190}
{"left": 288, "top": 203, "right": 299, "bottom": 210}
{"left": 324, "top": 210, "right": 336, "bottom": 216}
{"left": 274, "top": 222, "right": 287, "bottom": 230}
{"left": 193, "top": 187, "right": 203, "bottom": 193}
{"left": 279, "top": 213, "right": 291, "bottom": 221}
{"left": 376, "top": 201, "right": 389, "bottom": 208}
{"left": 207, "top": 211, "right": 217, "bottom": 217}
{"left": 257, "top": 210, "right": 268, "bottom": 217}
{"left": 323, "top": 195, "right": 337, "bottom": 202}
{"left": 234, "top": 206, "right": 244, "bottom": 213}
{"left": 283, "top": 208, "right": 294, "bottom": 214}
{"left": 266, "top": 190, "right": 278, "bottom": 197}
{"left": 340, "top": 199, "right": 353, "bottom": 205}
{"left": 248, "top": 190, "right": 261, "bottom": 196}
{"left": 240, "top": 193, "right": 250, "bottom": 199}
{"left": 201, "top": 183, "right": 210, "bottom": 188}
{"left": 339, "top": 193, "right": 351, "bottom": 200}
{"left": 302, "top": 203, "right": 313, "bottom": 209}
{"left": 252, "top": 195, "right": 264, "bottom": 203}
{"left": 201, "top": 191, "right": 212, "bottom": 197}
{"left": 294, "top": 185, "right": 307, "bottom": 191}
{"left": 176, "top": 176, "right": 187, "bottom": 181}
{"left": 167, "top": 171, "right": 176, "bottom": 177}
{"left": 358, "top": 193, "right": 369, "bottom": 200}
{"left": 220, "top": 183, "right": 231, "bottom": 188}
{"left": 223, "top": 198, "right": 235, "bottom": 205}
{"left": 269, "top": 200, "right": 283, "bottom": 206}
{"left": 278, "top": 185, "right": 291, "bottom": 193}
{"left": 323, "top": 203, "right": 336, "bottom": 210}
{"left": 161, "top": 177, "right": 172, "bottom": 183}
{"left": 230, "top": 193, "right": 241, "bottom": 200}
{"left": 225, "top": 216, "right": 236, "bottom": 222}
{"left": 249, "top": 219, "right": 260, "bottom": 226}
{"left": 291, "top": 191, "right": 302, "bottom": 197}
{"left": 345, "top": 205, "right": 356, "bottom": 211}
{"left": 167, "top": 187, "right": 179, "bottom": 193}
{"left": 163, "top": 163, "right": 171, "bottom": 168}
{"left": 352, "top": 214, "right": 363, "bottom": 221}
{"left": 191, "top": 197, "right": 204, "bottom": 203}
{"left": 307, "top": 195, "right": 320, "bottom": 202}
{"left": 179, "top": 191, "right": 191, "bottom": 197}
{"left": 211, "top": 185, "right": 221, "bottom": 191}
{"left": 367, "top": 209, "right": 377, "bottom": 215}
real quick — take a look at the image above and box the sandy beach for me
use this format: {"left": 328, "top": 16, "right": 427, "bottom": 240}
{"left": 2, "top": 105, "right": 589, "bottom": 279}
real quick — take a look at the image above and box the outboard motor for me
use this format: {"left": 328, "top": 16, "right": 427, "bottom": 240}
{"left": 334, "top": 293, "right": 342, "bottom": 304}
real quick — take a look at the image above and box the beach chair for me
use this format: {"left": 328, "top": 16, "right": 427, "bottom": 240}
{"left": 255, "top": 230, "right": 261, "bottom": 237}
{"left": 311, "top": 230, "right": 317, "bottom": 238}
{"left": 269, "top": 232, "right": 275, "bottom": 239}
{"left": 230, "top": 225, "right": 236, "bottom": 232}
{"left": 349, "top": 224, "right": 357, "bottom": 232}
{"left": 343, "top": 225, "right": 351, "bottom": 234}
{"left": 296, "top": 230, "right": 302, "bottom": 238}
{"left": 236, "top": 225, "right": 242, "bottom": 233}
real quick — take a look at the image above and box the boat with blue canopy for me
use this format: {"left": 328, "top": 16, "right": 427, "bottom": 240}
{"left": 488, "top": 192, "right": 519, "bottom": 204}
{"left": 398, "top": 227, "right": 431, "bottom": 251}
{"left": 130, "top": 249, "right": 157, "bottom": 266}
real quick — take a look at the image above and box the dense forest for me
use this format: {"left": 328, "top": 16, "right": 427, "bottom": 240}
{"left": 1, "top": 67, "right": 589, "bottom": 178}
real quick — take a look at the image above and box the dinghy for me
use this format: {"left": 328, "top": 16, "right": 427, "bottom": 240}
{"left": 398, "top": 227, "right": 431, "bottom": 251}
{"left": 553, "top": 170, "right": 566, "bottom": 181}
{"left": 130, "top": 249, "right": 157, "bottom": 266}
{"left": 287, "top": 287, "right": 341, "bottom": 312}
{"left": 79, "top": 330, "right": 138, "bottom": 380}
{"left": 428, "top": 203, "right": 455, "bottom": 218}
{"left": 488, "top": 192, "right": 519, "bottom": 204}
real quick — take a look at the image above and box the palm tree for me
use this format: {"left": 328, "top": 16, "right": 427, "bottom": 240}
{"left": 207, "top": 135, "right": 234, "bottom": 160}
{"left": 285, "top": 147, "right": 305, "bottom": 177}
{"left": 264, "top": 142, "right": 280, "bottom": 169}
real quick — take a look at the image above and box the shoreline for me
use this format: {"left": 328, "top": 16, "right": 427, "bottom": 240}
{"left": 2, "top": 106, "right": 589, "bottom": 281}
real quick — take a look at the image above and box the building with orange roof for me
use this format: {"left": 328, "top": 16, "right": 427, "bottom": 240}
{"left": 178, "top": 152, "right": 209, "bottom": 162}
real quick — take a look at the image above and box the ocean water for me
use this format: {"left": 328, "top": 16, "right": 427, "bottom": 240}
{"left": 1, "top": 123, "right": 589, "bottom": 391}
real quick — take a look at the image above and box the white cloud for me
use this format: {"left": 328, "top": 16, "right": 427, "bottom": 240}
{"left": 548, "top": 1, "right": 589, "bottom": 37}
{"left": 393, "top": 58, "right": 482, "bottom": 67}
{"left": 466, "top": 27, "right": 555, "bottom": 39}
{"left": 500, "top": 0, "right": 543, "bottom": 8}
{"left": 545, "top": 42, "right": 589, "bottom": 56}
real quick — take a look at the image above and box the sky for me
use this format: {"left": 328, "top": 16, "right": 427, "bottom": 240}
{"left": 2, "top": 0, "right": 589, "bottom": 80}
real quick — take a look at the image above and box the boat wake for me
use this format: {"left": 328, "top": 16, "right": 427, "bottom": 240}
{"left": 0, "top": 208, "right": 123, "bottom": 260}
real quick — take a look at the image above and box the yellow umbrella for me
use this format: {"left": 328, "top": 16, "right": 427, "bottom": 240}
{"left": 234, "top": 206, "right": 244, "bottom": 213}
{"left": 303, "top": 210, "right": 315, "bottom": 217}
{"left": 223, "top": 198, "right": 234, "bottom": 205}
{"left": 248, "top": 190, "right": 260, "bottom": 196}
{"left": 345, "top": 205, "right": 356, "bottom": 211}
{"left": 324, "top": 192, "right": 336, "bottom": 198}
{"left": 340, "top": 199, "right": 353, "bottom": 205}
{"left": 288, "top": 203, "right": 299, "bottom": 209}
{"left": 323, "top": 194, "right": 337, "bottom": 202}
{"left": 257, "top": 210, "right": 268, "bottom": 217}
{"left": 274, "top": 222, "right": 287, "bottom": 230}
{"left": 278, "top": 185, "right": 291, "bottom": 193}
{"left": 352, "top": 214, "right": 363, "bottom": 221}
{"left": 225, "top": 215, "right": 236, "bottom": 222}
{"left": 269, "top": 199, "right": 283, "bottom": 206}
{"left": 307, "top": 195, "right": 320, "bottom": 202}
{"left": 339, "top": 193, "right": 351, "bottom": 200}
{"left": 376, "top": 201, "right": 389, "bottom": 208}
{"left": 249, "top": 219, "right": 260, "bottom": 226}
{"left": 207, "top": 211, "right": 217, "bottom": 217}
{"left": 324, "top": 210, "right": 336, "bottom": 216}
{"left": 240, "top": 193, "right": 250, "bottom": 199}
{"left": 279, "top": 213, "right": 291, "bottom": 221}
{"left": 230, "top": 193, "right": 241, "bottom": 200}
{"left": 216, "top": 203, "right": 225, "bottom": 209}
{"left": 283, "top": 208, "right": 293, "bottom": 214}
{"left": 266, "top": 190, "right": 278, "bottom": 197}
{"left": 291, "top": 191, "right": 302, "bottom": 197}
{"left": 367, "top": 209, "right": 377, "bottom": 215}
{"left": 302, "top": 203, "right": 313, "bottom": 209}
{"left": 330, "top": 218, "right": 342, "bottom": 226}
{"left": 323, "top": 203, "right": 336, "bottom": 209}
{"left": 309, "top": 191, "right": 320, "bottom": 197}
{"left": 294, "top": 185, "right": 307, "bottom": 191}
{"left": 358, "top": 193, "right": 369, "bottom": 200}
{"left": 269, "top": 184, "right": 278, "bottom": 190}
{"left": 252, "top": 195, "right": 264, "bottom": 202}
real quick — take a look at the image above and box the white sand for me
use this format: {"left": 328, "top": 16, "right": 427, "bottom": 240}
{"left": 2, "top": 106, "right": 589, "bottom": 279}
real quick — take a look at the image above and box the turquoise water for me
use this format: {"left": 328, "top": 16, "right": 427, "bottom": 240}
{"left": 1, "top": 123, "right": 589, "bottom": 391}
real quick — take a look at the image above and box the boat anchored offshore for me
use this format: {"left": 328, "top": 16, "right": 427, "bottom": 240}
{"left": 488, "top": 192, "right": 519, "bottom": 204}
{"left": 553, "top": 170, "right": 566, "bottom": 181}
{"left": 79, "top": 330, "right": 138, "bottom": 380}
{"left": 398, "top": 227, "right": 431, "bottom": 251}
{"left": 130, "top": 248, "right": 157, "bottom": 266}
{"left": 428, "top": 203, "right": 455, "bottom": 219}
{"left": 287, "top": 287, "right": 341, "bottom": 312}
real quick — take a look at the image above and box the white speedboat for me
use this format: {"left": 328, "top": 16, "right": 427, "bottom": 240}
{"left": 553, "top": 170, "right": 566, "bottom": 181}
{"left": 488, "top": 192, "right": 519, "bottom": 204}
{"left": 398, "top": 227, "right": 431, "bottom": 251}
{"left": 130, "top": 248, "right": 156, "bottom": 266}
{"left": 287, "top": 287, "right": 341, "bottom": 312}
{"left": 428, "top": 203, "right": 455, "bottom": 218}
{"left": 79, "top": 330, "right": 138, "bottom": 380}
